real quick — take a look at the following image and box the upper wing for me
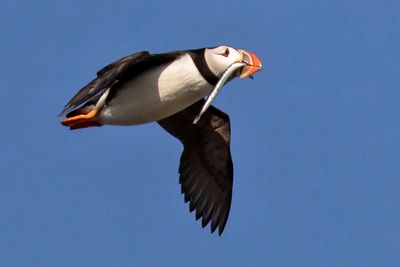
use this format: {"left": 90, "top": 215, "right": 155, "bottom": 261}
{"left": 60, "top": 51, "right": 182, "bottom": 116}
{"left": 158, "top": 100, "right": 233, "bottom": 235}
{"left": 60, "top": 51, "right": 149, "bottom": 116}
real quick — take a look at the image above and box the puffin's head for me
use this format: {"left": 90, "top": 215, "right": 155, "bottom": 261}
{"left": 204, "top": 45, "right": 262, "bottom": 79}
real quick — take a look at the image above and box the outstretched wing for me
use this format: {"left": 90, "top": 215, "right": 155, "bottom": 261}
{"left": 158, "top": 100, "right": 233, "bottom": 235}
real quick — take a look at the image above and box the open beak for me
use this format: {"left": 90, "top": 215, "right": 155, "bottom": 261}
{"left": 238, "top": 49, "right": 262, "bottom": 78}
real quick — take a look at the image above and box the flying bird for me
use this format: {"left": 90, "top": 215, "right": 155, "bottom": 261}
{"left": 60, "top": 46, "right": 262, "bottom": 235}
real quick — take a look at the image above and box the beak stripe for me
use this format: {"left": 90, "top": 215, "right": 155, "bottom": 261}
{"left": 238, "top": 50, "right": 262, "bottom": 78}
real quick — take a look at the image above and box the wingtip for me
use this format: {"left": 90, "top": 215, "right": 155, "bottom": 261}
{"left": 58, "top": 107, "right": 69, "bottom": 118}
{"left": 218, "top": 224, "right": 226, "bottom": 236}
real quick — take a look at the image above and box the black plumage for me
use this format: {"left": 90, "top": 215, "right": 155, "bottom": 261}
{"left": 158, "top": 99, "right": 233, "bottom": 235}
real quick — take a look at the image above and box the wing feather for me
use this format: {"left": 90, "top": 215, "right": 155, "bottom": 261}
{"left": 60, "top": 51, "right": 150, "bottom": 116}
{"left": 158, "top": 99, "right": 233, "bottom": 235}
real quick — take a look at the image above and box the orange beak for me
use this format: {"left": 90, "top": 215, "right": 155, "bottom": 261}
{"left": 238, "top": 49, "right": 262, "bottom": 78}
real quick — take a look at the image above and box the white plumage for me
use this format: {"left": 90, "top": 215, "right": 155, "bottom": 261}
{"left": 99, "top": 54, "right": 213, "bottom": 125}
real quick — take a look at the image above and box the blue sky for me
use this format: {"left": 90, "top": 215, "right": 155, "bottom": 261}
{"left": 1, "top": 0, "right": 399, "bottom": 266}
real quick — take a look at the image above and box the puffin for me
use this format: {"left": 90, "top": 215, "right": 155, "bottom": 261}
{"left": 60, "top": 46, "right": 262, "bottom": 235}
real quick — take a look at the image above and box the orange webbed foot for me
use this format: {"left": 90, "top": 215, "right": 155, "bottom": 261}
{"left": 60, "top": 109, "right": 102, "bottom": 130}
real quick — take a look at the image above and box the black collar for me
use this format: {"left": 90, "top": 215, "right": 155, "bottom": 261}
{"left": 189, "top": 49, "right": 219, "bottom": 86}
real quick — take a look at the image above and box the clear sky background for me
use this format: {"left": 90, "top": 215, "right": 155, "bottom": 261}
{"left": 1, "top": 0, "right": 399, "bottom": 266}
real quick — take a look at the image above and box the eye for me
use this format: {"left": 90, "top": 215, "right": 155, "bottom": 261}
{"left": 221, "top": 48, "right": 230, "bottom": 57}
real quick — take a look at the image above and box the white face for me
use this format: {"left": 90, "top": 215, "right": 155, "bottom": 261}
{"left": 204, "top": 46, "right": 242, "bottom": 77}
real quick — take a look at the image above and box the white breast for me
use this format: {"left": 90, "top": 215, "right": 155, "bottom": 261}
{"left": 98, "top": 54, "right": 213, "bottom": 125}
